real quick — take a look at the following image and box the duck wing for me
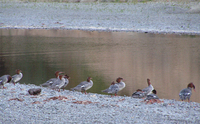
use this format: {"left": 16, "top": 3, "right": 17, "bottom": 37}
{"left": 179, "top": 88, "right": 192, "bottom": 100}
{"left": 41, "top": 78, "right": 58, "bottom": 87}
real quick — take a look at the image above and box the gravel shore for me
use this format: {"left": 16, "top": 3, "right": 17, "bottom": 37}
{"left": 0, "top": 83, "right": 200, "bottom": 124}
{"left": 0, "top": 1, "right": 200, "bottom": 35}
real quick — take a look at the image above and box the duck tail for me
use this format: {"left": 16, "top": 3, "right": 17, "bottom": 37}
{"left": 70, "top": 87, "right": 75, "bottom": 91}
{"left": 102, "top": 89, "right": 109, "bottom": 93}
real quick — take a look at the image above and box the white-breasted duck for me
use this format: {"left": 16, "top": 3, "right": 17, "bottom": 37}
{"left": 142, "top": 78, "right": 154, "bottom": 96}
{"left": 0, "top": 75, "right": 12, "bottom": 89}
{"left": 71, "top": 77, "right": 93, "bottom": 94}
{"left": 145, "top": 89, "right": 159, "bottom": 100}
{"left": 132, "top": 89, "right": 146, "bottom": 98}
{"left": 179, "top": 82, "right": 195, "bottom": 102}
{"left": 50, "top": 75, "right": 66, "bottom": 92}
{"left": 60, "top": 75, "right": 70, "bottom": 91}
{"left": 102, "top": 81, "right": 120, "bottom": 96}
{"left": 41, "top": 71, "right": 63, "bottom": 87}
{"left": 115, "top": 77, "right": 126, "bottom": 91}
{"left": 11, "top": 69, "right": 23, "bottom": 85}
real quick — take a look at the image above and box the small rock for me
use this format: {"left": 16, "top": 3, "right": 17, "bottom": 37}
{"left": 28, "top": 88, "right": 42, "bottom": 95}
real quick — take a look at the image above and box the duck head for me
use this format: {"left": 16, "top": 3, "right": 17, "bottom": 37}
{"left": 152, "top": 89, "right": 157, "bottom": 94}
{"left": 59, "top": 75, "right": 64, "bottom": 80}
{"left": 87, "top": 77, "right": 92, "bottom": 82}
{"left": 55, "top": 71, "right": 64, "bottom": 78}
{"left": 147, "top": 78, "right": 151, "bottom": 86}
{"left": 116, "top": 77, "right": 123, "bottom": 83}
{"left": 16, "top": 69, "right": 22, "bottom": 74}
{"left": 111, "top": 81, "right": 115, "bottom": 85}
{"left": 187, "top": 82, "right": 195, "bottom": 91}
{"left": 64, "top": 75, "right": 70, "bottom": 79}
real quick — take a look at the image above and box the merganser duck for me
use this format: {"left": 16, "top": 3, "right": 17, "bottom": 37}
{"left": 60, "top": 75, "right": 70, "bottom": 91}
{"left": 142, "top": 78, "right": 154, "bottom": 95}
{"left": 41, "top": 71, "right": 63, "bottom": 87}
{"left": 179, "top": 82, "right": 195, "bottom": 102}
{"left": 11, "top": 69, "right": 23, "bottom": 85}
{"left": 115, "top": 77, "right": 126, "bottom": 91}
{"left": 145, "top": 89, "right": 159, "bottom": 100}
{"left": 50, "top": 75, "right": 65, "bottom": 92}
{"left": 0, "top": 75, "right": 12, "bottom": 89}
{"left": 71, "top": 77, "right": 93, "bottom": 94}
{"left": 132, "top": 89, "right": 146, "bottom": 98}
{"left": 102, "top": 81, "right": 120, "bottom": 96}
{"left": 144, "top": 89, "right": 162, "bottom": 104}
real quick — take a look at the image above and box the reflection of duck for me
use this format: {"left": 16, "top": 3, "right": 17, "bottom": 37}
{"left": 0, "top": 75, "right": 12, "bottom": 89}
{"left": 142, "top": 79, "right": 154, "bottom": 95}
{"left": 102, "top": 81, "right": 119, "bottom": 96}
{"left": 145, "top": 89, "right": 159, "bottom": 100}
{"left": 41, "top": 71, "right": 63, "bottom": 87}
{"left": 11, "top": 69, "right": 23, "bottom": 85}
{"left": 71, "top": 77, "right": 93, "bottom": 94}
{"left": 132, "top": 89, "right": 146, "bottom": 98}
{"left": 115, "top": 77, "right": 125, "bottom": 91}
{"left": 50, "top": 75, "right": 65, "bottom": 92}
{"left": 60, "top": 75, "right": 70, "bottom": 91}
{"left": 179, "top": 82, "right": 195, "bottom": 102}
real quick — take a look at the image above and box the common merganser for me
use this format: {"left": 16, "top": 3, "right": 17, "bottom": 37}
{"left": 144, "top": 89, "right": 162, "bottom": 104}
{"left": 145, "top": 89, "right": 159, "bottom": 100}
{"left": 11, "top": 69, "right": 23, "bottom": 85}
{"left": 50, "top": 75, "right": 65, "bottom": 92}
{"left": 71, "top": 77, "right": 93, "bottom": 94}
{"left": 142, "top": 79, "right": 154, "bottom": 95}
{"left": 41, "top": 71, "right": 63, "bottom": 87}
{"left": 102, "top": 81, "right": 120, "bottom": 96}
{"left": 132, "top": 89, "right": 146, "bottom": 98}
{"left": 115, "top": 77, "right": 126, "bottom": 91}
{"left": 0, "top": 75, "right": 12, "bottom": 89}
{"left": 179, "top": 82, "right": 195, "bottom": 102}
{"left": 60, "top": 75, "right": 70, "bottom": 91}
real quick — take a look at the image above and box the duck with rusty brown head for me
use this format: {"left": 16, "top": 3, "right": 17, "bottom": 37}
{"left": 179, "top": 82, "right": 195, "bottom": 102}
{"left": 71, "top": 77, "right": 93, "bottom": 94}
{"left": 11, "top": 69, "right": 23, "bottom": 85}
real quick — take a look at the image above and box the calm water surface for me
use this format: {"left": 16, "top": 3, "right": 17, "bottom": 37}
{"left": 0, "top": 29, "right": 200, "bottom": 103}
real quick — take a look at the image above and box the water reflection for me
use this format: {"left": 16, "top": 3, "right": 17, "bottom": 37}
{"left": 0, "top": 29, "right": 200, "bottom": 103}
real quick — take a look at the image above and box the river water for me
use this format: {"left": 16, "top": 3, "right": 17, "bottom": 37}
{"left": 0, "top": 29, "right": 199, "bottom": 103}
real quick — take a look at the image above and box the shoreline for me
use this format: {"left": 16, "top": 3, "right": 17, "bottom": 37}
{"left": 1, "top": 2, "right": 200, "bottom": 35}
{"left": 1, "top": 26, "right": 200, "bottom": 35}
{"left": 0, "top": 83, "right": 200, "bottom": 123}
